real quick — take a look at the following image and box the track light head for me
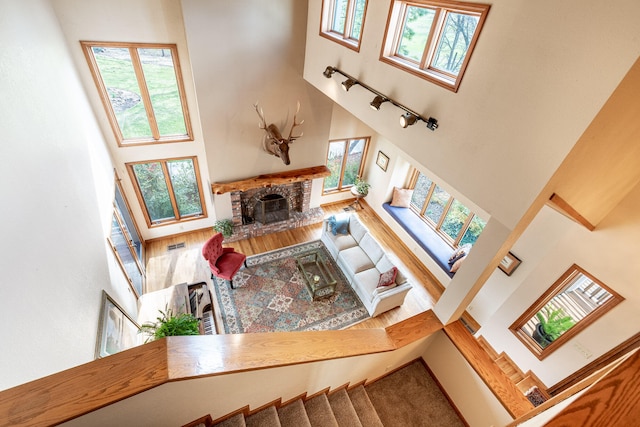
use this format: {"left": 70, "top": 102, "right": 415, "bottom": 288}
{"left": 323, "top": 66, "right": 336, "bottom": 78}
{"left": 399, "top": 112, "right": 418, "bottom": 128}
{"left": 426, "top": 117, "right": 439, "bottom": 131}
{"left": 341, "top": 78, "right": 358, "bottom": 92}
{"left": 370, "top": 95, "right": 388, "bottom": 111}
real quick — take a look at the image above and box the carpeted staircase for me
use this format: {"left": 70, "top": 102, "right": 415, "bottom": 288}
{"left": 210, "top": 360, "right": 465, "bottom": 427}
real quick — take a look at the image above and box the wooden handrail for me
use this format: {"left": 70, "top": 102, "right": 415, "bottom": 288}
{"left": 0, "top": 311, "right": 442, "bottom": 427}
{"left": 211, "top": 165, "right": 331, "bottom": 194}
{"left": 444, "top": 320, "right": 534, "bottom": 418}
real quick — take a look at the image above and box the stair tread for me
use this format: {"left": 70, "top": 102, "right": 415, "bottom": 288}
{"left": 347, "top": 386, "right": 384, "bottom": 427}
{"left": 304, "top": 394, "right": 339, "bottom": 427}
{"left": 245, "top": 406, "right": 281, "bottom": 427}
{"left": 213, "top": 413, "right": 246, "bottom": 427}
{"left": 277, "top": 399, "right": 312, "bottom": 427}
{"left": 328, "top": 389, "right": 363, "bottom": 427}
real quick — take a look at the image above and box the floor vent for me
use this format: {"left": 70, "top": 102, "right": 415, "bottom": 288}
{"left": 167, "top": 242, "right": 186, "bottom": 251}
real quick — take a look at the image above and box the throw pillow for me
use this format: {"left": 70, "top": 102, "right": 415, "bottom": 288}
{"left": 390, "top": 187, "right": 413, "bottom": 208}
{"left": 450, "top": 255, "right": 467, "bottom": 273}
{"left": 378, "top": 266, "right": 398, "bottom": 288}
{"left": 448, "top": 250, "right": 466, "bottom": 266}
{"left": 327, "top": 215, "right": 337, "bottom": 234}
{"left": 334, "top": 216, "right": 350, "bottom": 235}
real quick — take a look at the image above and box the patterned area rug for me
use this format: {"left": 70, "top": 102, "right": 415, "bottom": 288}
{"left": 212, "top": 240, "right": 369, "bottom": 333}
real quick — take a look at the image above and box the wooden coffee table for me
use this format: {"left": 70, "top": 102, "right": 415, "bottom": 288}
{"left": 295, "top": 250, "right": 337, "bottom": 300}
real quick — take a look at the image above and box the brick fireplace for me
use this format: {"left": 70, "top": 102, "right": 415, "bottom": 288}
{"left": 211, "top": 166, "right": 330, "bottom": 242}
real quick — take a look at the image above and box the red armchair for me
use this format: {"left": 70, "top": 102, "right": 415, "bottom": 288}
{"left": 202, "top": 233, "right": 247, "bottom": 289}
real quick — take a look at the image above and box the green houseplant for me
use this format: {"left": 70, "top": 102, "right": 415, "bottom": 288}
{"left": 138, "top": 308, "right": 200, "bottom": 343}
{"left": 532, "top": 307, "right": 576, "bottom": 348}
{"left": 213, "top": 218, "right": 234, "bottom": 238}
{"left": 354, "top": 177, "right": 371, "bottom": 196}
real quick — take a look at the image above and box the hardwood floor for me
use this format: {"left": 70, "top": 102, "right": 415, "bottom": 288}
{"left": 144, "top": 200, "right": 443, "bottom": 330}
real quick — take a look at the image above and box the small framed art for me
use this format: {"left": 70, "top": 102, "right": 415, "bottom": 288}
{"left": 499, "top": 252, "right": 522, "bottom": 276}
{"left": 95, "top": 291, "right": 140, "bottom": 358}
{"left": 376, "top": 151, "right": 389, "bottom": 171}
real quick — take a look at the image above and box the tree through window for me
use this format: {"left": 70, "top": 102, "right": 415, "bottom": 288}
{"left": 82, "top": 42, "right": 193, "bottom": 145}
{"left": 320, "top": 0, "right": 369, "bottom": 51}
{"left": 127, "top": 157, "right": 206, "bottom": 227}
{"left": 380, "top": 0, "right": 490, "bottom": 92}
{"left": 323, "top": 137, "right": 369, "bottom": 193}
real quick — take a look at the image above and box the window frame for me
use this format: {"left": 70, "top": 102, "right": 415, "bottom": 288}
{"left": 320, "top": 0, "right": 369, "bottom": 52}
{"left": 509, "top": 264, "right": 624, "bottom": 360}
{"left": 126, "top": 156, "right": 207, "bottom": 228}
{"left": 323, "top": 137, "right": 370, "bottom": 194}
{"left": 380, "top": 0, "right": 490, "bottom": 92}
{"left": 81, "top": 41, "right": 193, "bottom": 146}
{"left": 408, "top": 169, "right": 482, "bottom": 248}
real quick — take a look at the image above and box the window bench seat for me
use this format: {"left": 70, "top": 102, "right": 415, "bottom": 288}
{"left": 383, "top": 202, "right": 455, "bottom": 277}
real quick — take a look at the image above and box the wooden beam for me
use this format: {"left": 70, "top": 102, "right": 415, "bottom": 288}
{"left": 211, "top": 165, "right": 331, "bottom": 194}
{"left": 547, "top": 193, "right": 595, "bottom": 231}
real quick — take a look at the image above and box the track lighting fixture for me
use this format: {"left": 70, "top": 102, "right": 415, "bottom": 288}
{"left": 323, "top": 66, "right": 336, "bottom": 78}
{"left": 370, "top": 95, "right": 388, "bottom": 111}
{"left": 341, "top": 78, "right": 358, "bottom": 92}
{"left": 323, "top": 65, "right": 438, "bottom": 132}
{"left": 399, "top": 113, "right": 418, "bottom": 128}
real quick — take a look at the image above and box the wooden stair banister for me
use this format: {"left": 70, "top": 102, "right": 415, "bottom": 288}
{"left": 0, "top": 311, "right": 442, "bottom": 427}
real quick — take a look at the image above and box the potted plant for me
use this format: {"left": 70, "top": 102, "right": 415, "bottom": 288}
{"left": 214, "top": 218, "right": 234, "bottom": 238}
{"left": 354, "top": 177, "right": 371, "bottom": 196}
{"left": 532, "top": 307, "right": 576, "bottom": 348}
{"left": 138, "top": 307, "right": 200, "bottom": 343}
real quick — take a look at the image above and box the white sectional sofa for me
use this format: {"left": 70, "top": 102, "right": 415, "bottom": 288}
{"left": 321, "top": 213, "right": 412, "bottom": 317}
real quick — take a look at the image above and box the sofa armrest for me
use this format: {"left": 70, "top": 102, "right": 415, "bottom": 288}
{"left": 369, "top": 283, "right": 413, "bottom": 317}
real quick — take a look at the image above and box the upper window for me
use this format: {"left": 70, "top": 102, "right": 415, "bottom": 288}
{"left": 82, "top": 42, "right": 193, "bottom": 146}
{"left": 320, "top": 0, "right": 368, "bottom": 51}
{"left": 323, "top": 137, "right": 369, "bottom": 193}
{"left": 127, "top": 157, "right": 206, "bottom": 227}
{"left": 409, "top": 170, "right": 486, "bottom": 247}
{"left": 510, "top": 265, "right": 624, "bottom": 360}
{"left": 380, "top": 0, "right": 490, "bottom": 92}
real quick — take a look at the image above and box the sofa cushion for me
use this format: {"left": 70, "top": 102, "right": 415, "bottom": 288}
{"left": 354, "top": 268, "right": 383, "bottom": 302}
{"left": 359, "top": 233, "right": 384, "bottom": 264}
{"left": 338, "top": 246, "right": 375, "bottom": 277}
{"left": 349, "top": 215, "right": 369, "bottom": 243}
{"left": 329, "top": 233, "right": 358, "bottom": 252}
{"left": 378, "top": 267, "right": 398, "bottom": 288}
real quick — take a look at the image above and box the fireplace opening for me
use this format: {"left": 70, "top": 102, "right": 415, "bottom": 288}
{"left": 254, "top": 194, "right": 289, "bottom": 224}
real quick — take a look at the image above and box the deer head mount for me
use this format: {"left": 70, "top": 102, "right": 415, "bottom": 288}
{"left": 254, "top": 101, "right": 304, "bottom": 166}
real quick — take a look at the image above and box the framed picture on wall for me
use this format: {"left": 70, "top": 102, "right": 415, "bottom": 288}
{"left": 376, "top": 151, "right": 389, "bottom": 171}
{"left": 95, "top": 291, "right": 140, "bottom": 358}
{"left": 499, "top": 252, "right": 522, "bottom": 276}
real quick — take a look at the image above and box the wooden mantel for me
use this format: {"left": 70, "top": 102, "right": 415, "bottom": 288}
{"left": 211, "top": 165, "right": 331, "bottom": 194}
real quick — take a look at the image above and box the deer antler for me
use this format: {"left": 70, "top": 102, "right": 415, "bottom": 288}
{"left": 254, "top": 102, "right": 267, "bottom": 130}
{"left": 287, "top": 101, "right": 304, "bottom": 142}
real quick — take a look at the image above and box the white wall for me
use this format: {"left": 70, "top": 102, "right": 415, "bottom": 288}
{"left": 304, "top": 0, "right": 640, "bottom": 231}
{"left": 0, "top": 0, "right": 132, "bottom": 390}
{"left": 181, "top": 0, "right": 335, "bottom": 224}
{"left": 476, "top": 182, "right": 640, "bottom": 387}
{"left": 53, "top": 0, "right": 214, "bottom": 240}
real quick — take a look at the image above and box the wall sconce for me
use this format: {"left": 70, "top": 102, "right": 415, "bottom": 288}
{"left": 370, "top": 95, "right": 388, "bottom": 111}
{"left": 323, "top": 65, "right": 438, "bottom": 131}
{"left": 342, "top": 78, "right": 358, "bottom": 92}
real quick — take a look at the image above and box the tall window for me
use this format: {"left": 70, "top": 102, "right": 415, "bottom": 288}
{"left": 320, "top": 0, "right": 368, "bottom": 51}
{"left": 82, "top": 42, "right": 193, "bottom": 145}
{"left": 323, "top": 137, "right": 369, "bottom": 193}
{"left": 127, "top": 157, "right": 206, "bottom": 227}
{"left": 409, "top": 170, "right": 486, "bottom": 247}
{"left": 510, "top": 265, "right": 624, "bottom": 359}
{"left": 380, "top": 0, "right": 490, "bottom": 92}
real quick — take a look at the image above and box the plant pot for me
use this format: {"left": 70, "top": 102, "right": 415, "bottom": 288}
{"left": 532, "top": 323, "right": 553, "bottom": 348}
